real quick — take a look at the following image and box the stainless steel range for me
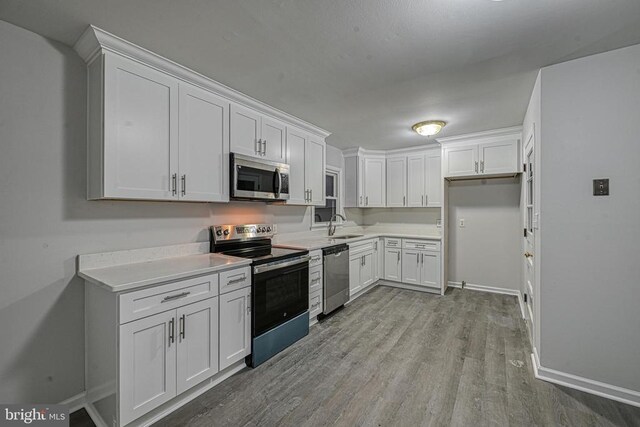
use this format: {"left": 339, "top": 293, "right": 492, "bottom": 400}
{"left": 210, "top": 224, "right": 310, "bottom": 367}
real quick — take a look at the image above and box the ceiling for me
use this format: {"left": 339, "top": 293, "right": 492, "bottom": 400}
{"left": 2, "top": 0, "right": 640, "bottom": 150}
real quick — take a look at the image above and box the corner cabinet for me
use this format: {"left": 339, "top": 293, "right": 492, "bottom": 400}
{"left": 440, "top": 129, "right": 521, "bottom": 179}
{"left": 344, "top": 151, "right": 386, "bottom": 208}
{"left": 76, "top": 26, "right": 330, "bottom": 203}
{"left": 286, "top": 127, "right": 326, "bottom": 206}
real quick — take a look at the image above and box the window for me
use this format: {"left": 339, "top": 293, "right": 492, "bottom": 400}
{"left": 312, "top": 167, "right": 342, "bottom": 228}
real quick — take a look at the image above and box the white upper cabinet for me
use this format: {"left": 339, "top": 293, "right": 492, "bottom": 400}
{"left": 440, "top": 128, "right": 521, "bottom": 179}
{"left": 386, "top": 157, "right": 407, "bottom": 207}
{"left": 364, "top": 157, "right": 386, "bottom": 207}
{"left": 406, "top": 155, "right": 425, "bottom": 207}
{"left": 178, "top": 83, "right": 229, "bottom": 202}
{"left": 77, "top": 27, "right": 329, "bottom": 202}
{"left": 286, "top": 128, "right": 326, "bottom": 206}
{"left": 101, "top": 53, "right": 179, "bottom": 200}
{"left": 425, "top": 151, "right": 442, "bottom": 207}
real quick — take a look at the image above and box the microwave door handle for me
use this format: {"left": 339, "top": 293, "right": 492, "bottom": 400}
{"left": 274, "top": 168, "right": 281, "bottom": 198}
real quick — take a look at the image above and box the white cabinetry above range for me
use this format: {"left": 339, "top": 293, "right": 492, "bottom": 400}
{"left": 75, "top": 25, "right": 329, "bottom": 203}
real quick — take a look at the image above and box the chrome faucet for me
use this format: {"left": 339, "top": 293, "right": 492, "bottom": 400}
{"left": 328, "top": 213, "right": 346, "bottom": 236}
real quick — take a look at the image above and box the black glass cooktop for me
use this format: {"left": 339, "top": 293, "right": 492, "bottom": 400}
{"left": 214, "top": 243, "right": 308, "bottom": 266}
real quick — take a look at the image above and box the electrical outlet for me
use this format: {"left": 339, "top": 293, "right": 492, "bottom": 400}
{"left": 436, "top": 219, "right": 442, "bottom": 228}
{"left": 459, "top": 218, "right": 465, "bottom": 228}
{"left": 593, "top": 179, "right": 609, "bottom": 196}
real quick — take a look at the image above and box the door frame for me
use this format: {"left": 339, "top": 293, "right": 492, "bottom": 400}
{"left": 522, "top": 124, "right": 538, "bottom": 346}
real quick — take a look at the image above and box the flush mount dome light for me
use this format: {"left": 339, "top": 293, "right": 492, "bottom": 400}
{"left": 412, "top": 120, "right": 446, "bottom": 137}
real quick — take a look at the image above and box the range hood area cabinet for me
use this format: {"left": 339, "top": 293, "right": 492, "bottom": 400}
{"left": 74, "top": 25, "right": 329, "bottom": 202}
{"left": 438, "top": 127, "right": 522, "bottom": 179}
{"left": 285, "top": 127, "right": 326, "bottom": 206}
{"left": 344, "top": 147, "right": 441, "bottom": 208}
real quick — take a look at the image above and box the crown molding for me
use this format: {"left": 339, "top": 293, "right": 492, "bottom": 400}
{"left": 436, "top": 126, "right": 522, "bottom": 145}
{"left": 73, "top": 25, "right": 331, "bottom": 139}
{"left": 342, "top": 144, "right": 440, "bottom": 158}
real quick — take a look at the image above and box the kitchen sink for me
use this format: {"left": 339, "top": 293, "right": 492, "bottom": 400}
{"left": 329, "top": 234, "right": 364, "bottom": 239}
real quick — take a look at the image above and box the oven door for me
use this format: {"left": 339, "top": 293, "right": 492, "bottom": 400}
{"left": 231, "top": 153, "right": 290, "bottom": 200}
{"left": 252, "top": 256, "right": 309, "bottom": 337}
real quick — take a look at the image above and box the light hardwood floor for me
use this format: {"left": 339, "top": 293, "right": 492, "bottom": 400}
{"left": 74, "top": 285, "right": 640, "bottom": 426}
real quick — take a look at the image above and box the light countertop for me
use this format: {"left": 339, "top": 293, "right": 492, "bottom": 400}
{"left": 79, "top": 253, "right": 251, "bottom": 293}
{"left": 275, "top": 232, "right": 441, "bottom": 251}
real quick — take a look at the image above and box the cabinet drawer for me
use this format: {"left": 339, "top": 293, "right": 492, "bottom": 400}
{"left": 309, "top": 265, "right": 323, "bottom": 294}
{"left": 219, "top": 266, "right": 251, "bottom": 295}
{"left": 349, "top": 239, "right": 375, "bottom": 256}
{"left": 309, "top": 250, "right": 323, "bottom": 268}
{"left": 119, "top": 273, "right": 218, "bottom": 324}
{"left": 309, "top": 289, "right": 323, "bottom": 319}
{"left": 385, "top": 238, "right": 401, "bottom": 248}
{"left": 403, "top": 240, "right": 441, "bottom": 252}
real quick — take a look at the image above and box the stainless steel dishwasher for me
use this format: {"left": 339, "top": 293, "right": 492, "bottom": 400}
{"left": 323, "top": 244, "right": 350, "bottom": 314}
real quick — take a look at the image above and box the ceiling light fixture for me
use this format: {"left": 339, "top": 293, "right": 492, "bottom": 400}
{"left": 412, "top": 120, "right": 446, "bottom": 137}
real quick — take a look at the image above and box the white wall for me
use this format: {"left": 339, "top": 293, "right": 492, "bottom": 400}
{"left": 0, "top": 20, "right": 342, "bottom": 403}
{"left": 360, "top": 208, "right": 440, "bottom": 226}
{"left": 539, "top": 43, "right": 640, "bottom": 393}
{"left": 447, "top": 178, "right": 522, "bottom": 291}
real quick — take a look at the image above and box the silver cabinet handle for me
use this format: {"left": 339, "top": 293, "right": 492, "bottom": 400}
{"left": 262, "top": 139, "right": 267, "bottom": 156}
{"left": 422, "top": 195, "right": 424, "bottom": 206}
{"left": 171, "top": 173, "right": 177, "bottom": 196}
{"left": 227, "top": 276, "right": 246, "bottom": 285}
{"left": 311, "top": 256, "right": 321, "bottom": 262}
{"left": 360, "top": 195, "right": 363, "bottom": 205}
{"left": 179, "top": 314, "right": 185, "bottom": 339}
{"left": 397, "top": 251, "right": 400, "bottom": 262}
{"left": 169, "top": 318, "right": 175, "bottom": 345}
{"left": 162, "top": 291, "right": 190, "bottom": 302}
{"left": 475, "top": 161, "right": 479, "bottom": 173}
{"left": 181, "top": 174, "right": 186, "bottom": 196}
{"left": 425, "top": 195, "right": 428, "bottom": 206}
{"left": 480, "top": 160, "right": 484, "bottom": 173}
{"left": 366, "top": 196, "right": 369, "bottom": 206}
{"left": 247, "top": 301, "right": 251, "bottom": 315}
{"left": 403, "top": 195, "right": 406, "bottom": 206}
{"left": 256, "top": 139, "right": 262, "bottom": 155}
{"left": 311, "top": 277, "right": 321, "bottom": 284}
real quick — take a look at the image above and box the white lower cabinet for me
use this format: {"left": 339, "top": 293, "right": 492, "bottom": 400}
{"left": 401, "top": 250, "right": 421, "bottom": 285}
{"left": 419, "top": 251, "right": 440, "bottom": 288}
{"left": 384, "top": 247, "right": 402, "bottom": 282}
{"left": 348, "top": 240, "right": 377, "bottom": 296}
{"left": 219, "top": 286, "right": 251, "bottom": 370}
{"left": 309, "top": 254, "right": 324, "bottom": 323}
{"left": 384, "top": 238, "right": 441, "bottom": 290}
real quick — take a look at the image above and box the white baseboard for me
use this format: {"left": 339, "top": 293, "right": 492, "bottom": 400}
{"left": 531, "top": 349, "right": 640, "bottom": 408}
{"left": 380, "top": 281, "right": 441, "bottom": 295}
{"left": 84, "top": 402, "right": 109, "bottom": 427}
{"left": 59, "top": 391, "right": 87, "bottom": 413}
{"left": 448, "top": 281, "right": 526, "bottom": 320}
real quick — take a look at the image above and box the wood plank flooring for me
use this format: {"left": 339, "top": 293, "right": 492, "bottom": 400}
{"left": 73, "top": 286, "right": 640, "bottom": 426}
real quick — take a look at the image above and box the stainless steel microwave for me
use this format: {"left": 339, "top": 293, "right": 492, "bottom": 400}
{"left": 230, "top": 153, "right": 290, "bottom": 201}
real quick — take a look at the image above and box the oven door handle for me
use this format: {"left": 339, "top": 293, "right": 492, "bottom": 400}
{"left": 253, "top": 255, "right": 311, "bottom": 274}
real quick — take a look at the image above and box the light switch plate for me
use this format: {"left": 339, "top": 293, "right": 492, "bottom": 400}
{"left": 593, "top": 179, "right": 609, "bottom": 196}
{"left": 459, "top": 218, "right": 465, "bottom": 228}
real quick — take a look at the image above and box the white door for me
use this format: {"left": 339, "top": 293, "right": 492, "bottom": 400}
{"left": 230, "top": 104, "right": 261, "bottom": 158}
{"left": 349, "top": 256, "right": 362, "bottom": 295}
{"left": 425, "top": 151, "right": 442, "bottom": 207}
{"left": 419, "top": 252, "right": 440, "bottom": 288}
{"left": 361, "top": 253, "right": 374, "bottom": 288}
{"left": 286, "top": 127, "right": 307, "bottom": 205}
{"left": 176, "top": 297, "right": 219, "bottom": 395}
{"left": 178, "top": 83, "right": 229, "bottom": 202}
{"left": 386, "top": 157, "right": 407, "bottom": 207}
{"left": 384, "top": 248, "right": 402, "bottom": 282}
{"left": 401, "top": 250, "right": 420, "bottom": 285}
{"left": 219, "top": 287, "right": 251, "bottom": 370}
{"left": 103, "top": 53, "right": 178, "bottom": 200}
{"left": 479, "top": 139, "right": 518, "bottom": 175}
{"left": 443, "top": 145, "right": 478, "bottom": 177}
{"left": 119, "top": 310, "right": 176, "bottom": 426}
{"left": 363, "top": 158, "right": 386, "bottom": 207}
{"left": 523, "top": 130, "right": 536, "bottom": 333}
{"left": 261, "top": 117, "right": 286, "bottom": 162}
{"left": 306, "top": 137, "right": 326, "bottom": 206}
{"left": 407, "top": 155, "right": 426, "bottom": 207}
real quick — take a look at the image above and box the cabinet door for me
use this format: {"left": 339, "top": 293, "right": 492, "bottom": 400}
{"left": 103, "top": 54, "right": 178, "bottom": 200}
{"left": 261, "top": 117, "right": 286, "bottom": 163}
{"left": 407, "top": 155, "right": 426, "bottom": 207}
{"left": 349, "top": 256, "right": 362, "bottom": 296}
{"left": 219, "top": 287, "right": 251, "bottom": 370}
{"left": 306, "top": 137, "right": 326, "bottom": 206}
{"left": 358, "top": 157, "right": 366, "bottom": 207}
{"left": 230, "top": 104, "right": 261, "bottom": 158}
{"left": 119, "top": 310, "right": 176, "bottom": 426}
{"left": 361, "top": 253, "right": 375, "bottom": 288}
{"left": 372, "top": 240, "right": 380, "bottom": 282}
{"left": 178, "top": 83, "right": 229, "bottom": 202}
{"left": 443, "top": 145, "right": 478, "bottom": 177}
{"left": 377, "top": 239, "right": 384, "bottom": 281}
{"left": 286, "top": 127, "right": 308, "bottom": 205}
{"left": 384, "top": 248, "right": 402, "bottom": 282}
{"left": 363, "top": 157, "right": 386, "bottom": 207}
{"left": 479, "top": 139, "right": 518, "bottom": 175}
{"left": 419, "top": 252, "right": 441, "bottom": 289}
{"left": 425, "top": 151, "right": 442, "bottom": 207}
{"left": 176, "top": 298, "right": 219, "bottom": 395}
{"left": 401, "top": 250, "right": 420, "bottom": 285}
{"left": 386, "top": 157, "right": 407, "bottom": 207}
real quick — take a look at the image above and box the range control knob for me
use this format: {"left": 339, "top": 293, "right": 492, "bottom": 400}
{"left": 267, "top": 227, "right": 272, "bottom": 232}
{"left": 223, "top": 229, "right": 230, "bottom": 236}
{"left": 216, "top": 229, "right": 222, "bottom": 236}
